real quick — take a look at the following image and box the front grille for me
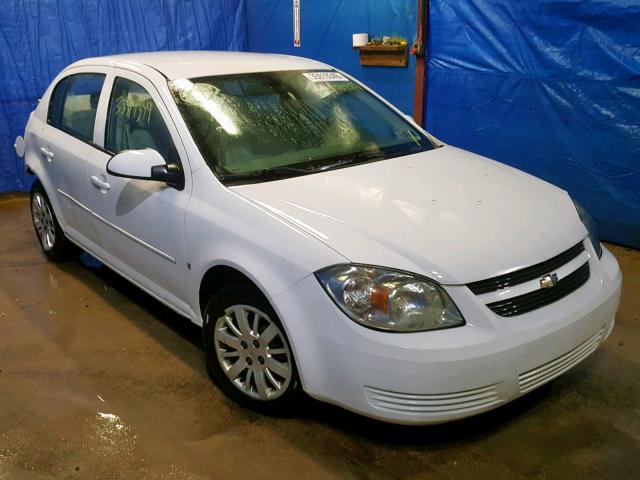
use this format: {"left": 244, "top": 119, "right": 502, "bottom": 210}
{"left": 467, "top": 242, "right": 585, "bottom": 295}
{"left": 486, "top": 262, "right": 590, "bottom": 317}
{"left": 518, "top": 328, "right": 604, "bottom": 393}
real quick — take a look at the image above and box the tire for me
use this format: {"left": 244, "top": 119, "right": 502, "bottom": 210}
{"left": 30, "top": 181, "right": 79, "bottom": 261}
{"left": 203, "top": 283, "right": 302, "bottom": 416}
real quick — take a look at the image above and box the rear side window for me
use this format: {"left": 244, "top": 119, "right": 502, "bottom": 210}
{"left": 48, "top": 73, "right": 105, "bottom": 142}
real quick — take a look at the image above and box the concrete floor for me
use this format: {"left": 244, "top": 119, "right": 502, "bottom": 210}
{"left": 0, "top": 193, "right": 638, "bottom": 480}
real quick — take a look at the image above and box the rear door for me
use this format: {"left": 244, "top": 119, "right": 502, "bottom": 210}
{"left": 38, "top": 70, "right": 107, "bottom": 245}
{"left": 86, "top": 70, "right": 192, "bottom": 315}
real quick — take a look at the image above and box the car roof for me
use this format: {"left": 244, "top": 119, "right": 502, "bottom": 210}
{"left": 69, "top": 51, "right": 333, "bottom": 79}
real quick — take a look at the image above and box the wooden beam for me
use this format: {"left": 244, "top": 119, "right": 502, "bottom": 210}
{"left": 413, "top": 0, "right": 428, "bottom": 126}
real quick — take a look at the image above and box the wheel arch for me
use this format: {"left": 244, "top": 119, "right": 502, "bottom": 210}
{"left": 198, "top": 264, "right": 265, "bottom": 318}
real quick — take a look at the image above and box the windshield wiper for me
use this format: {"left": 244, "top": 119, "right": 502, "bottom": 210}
{"left": 314, "top": 149, "right": 389, "bottom": 172}
{"left": 218, "top": 164, "right": 313, "bottom": 184}
{"left": 218, "top": 148, "right": 403, "bottom": 185}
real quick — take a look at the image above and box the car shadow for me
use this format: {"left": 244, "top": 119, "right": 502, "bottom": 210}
{"left": 70, "top": 256, "right": 206, "bottom": 370}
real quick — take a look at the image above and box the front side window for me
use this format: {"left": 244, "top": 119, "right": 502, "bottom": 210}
{"left": 48, "top": 73, "right": 105, "bottom": 142}
{"left": 169, "top": 70, "right": 435, "bottom": 184}
{"left": 105, "top": 77, "right": 178, "bottom": 163}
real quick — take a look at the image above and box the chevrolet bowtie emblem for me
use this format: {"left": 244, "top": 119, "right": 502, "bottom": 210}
{"left": 540, "top": 273, "right": 559, "bottom": 289}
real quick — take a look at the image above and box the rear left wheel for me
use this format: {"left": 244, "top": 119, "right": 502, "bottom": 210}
{"left": 30, "top": 181, "right": 79, "bottom": 261}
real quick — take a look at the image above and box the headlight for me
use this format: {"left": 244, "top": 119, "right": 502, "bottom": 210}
{"left": 315, "top": 265, "right": 465, "bottom": 332}
{"left": 572, "top": 199, "right": 603, "bottom": 258}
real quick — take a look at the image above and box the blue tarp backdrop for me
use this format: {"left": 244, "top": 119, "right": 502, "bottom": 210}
{"left": 1, "top": 0, "right": 639, "bottom": 247}
{"left": 425, "top": 0, "right": 640, "bottom": 247}
{"left": 0, "top": 0, "right": 246, "bottom": 192}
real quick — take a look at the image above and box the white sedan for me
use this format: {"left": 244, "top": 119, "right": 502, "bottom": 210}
{"left": 15, "top": 52, "right": 621, "bottom": 424}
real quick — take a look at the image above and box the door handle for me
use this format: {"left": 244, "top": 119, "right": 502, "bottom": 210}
{"left": 90, "top": 175, "right": 111, "bottom": 191}
{"left": 40, "top": 146, "right": 54, "bottom": 161}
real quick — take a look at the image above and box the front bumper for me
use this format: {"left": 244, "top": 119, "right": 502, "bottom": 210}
{"left": 273, "top": 244, "right": 622, "bottom": 425}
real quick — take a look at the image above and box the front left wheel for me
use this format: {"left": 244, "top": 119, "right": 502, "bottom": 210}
{"left": 203, "top": 284, "right": 302, "bottom": 416}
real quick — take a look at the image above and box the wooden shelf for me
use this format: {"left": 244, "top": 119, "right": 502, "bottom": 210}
{"left": 358, "top": 44, "right": 408, "bottom": 67}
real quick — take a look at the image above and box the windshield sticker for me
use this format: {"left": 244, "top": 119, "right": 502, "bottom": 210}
{"left": 303, "top": 72, "right": 349, "bottom": 83}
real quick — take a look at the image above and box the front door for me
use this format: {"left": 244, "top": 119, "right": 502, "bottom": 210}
{"left": 86, "top": 72, "right": 192, "bottom": 315}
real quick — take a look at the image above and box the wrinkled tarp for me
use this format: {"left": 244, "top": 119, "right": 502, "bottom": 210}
{"left": 426, "top": 0, "right": 640, "bottom": 247}
{"left": 0, "top": 0, "right": 246, "bottom": 192}
{"left": 3, "top": 0, "right": 639, "bottom": 247}
{"left": 246, "top": 0, "right": 417, "bottom": 114}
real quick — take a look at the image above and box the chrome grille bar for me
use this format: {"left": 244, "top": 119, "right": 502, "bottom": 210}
{"left": 486, "top": 262, "right": 590, "bottom": 317}
{"left": 467, "top": 242, "right": 585, "bottom": 295}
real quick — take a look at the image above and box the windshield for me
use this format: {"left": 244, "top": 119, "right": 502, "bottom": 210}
{"left": 169, "top": 70, "right": 436, "bottom": 185}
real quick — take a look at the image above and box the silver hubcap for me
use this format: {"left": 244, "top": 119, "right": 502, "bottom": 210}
{"left": 213, "top": 305, "right": 292, "bottom": 401}
{"left": 32, "top": 192, "right": 56, "bottom": 251}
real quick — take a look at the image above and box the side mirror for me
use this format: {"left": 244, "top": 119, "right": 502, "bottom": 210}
{"left": 106, "top": 149, "right": 184, "bottom": 189}
{"left": 151, "top": 163, "right": 184, "bottom": 190}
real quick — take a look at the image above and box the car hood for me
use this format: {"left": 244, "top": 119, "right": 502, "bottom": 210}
{"left": 232, "top": 146, "right": 586, "bottom": 284}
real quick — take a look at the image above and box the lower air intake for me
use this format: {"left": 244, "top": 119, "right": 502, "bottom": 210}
{"left": 364, "top": 384, "right": 501, "bottom": 415}
{"left": 518, "top": 328, "right": 604, "bottom": 394}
